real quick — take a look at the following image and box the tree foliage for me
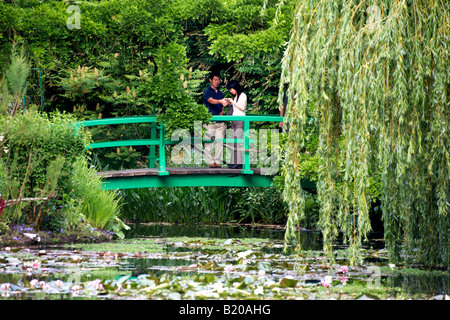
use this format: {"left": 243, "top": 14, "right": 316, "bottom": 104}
{"left": 0, "top": 0, "right": 294, "bottom": 119}
{"left": 0, "top": 0, "right": 297, "bottom": 170}
{"left": 184, "top": 0, "right": 296, "bottom": 112}
{"left": 281, "top": 0, "right": 449, "bottom": 267}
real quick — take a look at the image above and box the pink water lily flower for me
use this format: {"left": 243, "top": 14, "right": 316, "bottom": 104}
{"left": 30, "top": 279, "right": 39, "bottom": 288}
{"left": 88, "top": 279, "right": 104, "bottom": 290}
{"left": 320, "top": 276, "right": 332, "bottom": 288}
{"left": 41, "top": 283, "right": 50, "bottom": 290}
{"left": 71, "top": 284, "right": 82, "bottom": 291}
{"left": 32, "top": 260, "right": 40, "bottom": 269}
{"left": 340, "top": 266, "right": 348, "bottom": 273}
{"left": 1, "top": 283, "right": 10, "bottom": 290}
{"left": 55, "top": 280, "right": 64, "bottom": 287}
{"left": 320, "top": 275, "right": 332, "bottom": 293}
{"left": 320, "top": 276, "right": 332, "bottom": 293}
{"left": 224, "top": 265, "right": 234, "bottom": 272}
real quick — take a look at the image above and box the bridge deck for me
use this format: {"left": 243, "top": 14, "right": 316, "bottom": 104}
{"left": 97, "top": 167, "right": 316, "bottom": 191}
{"left": 98, "top": 167, "right": 264, "bottom": 178}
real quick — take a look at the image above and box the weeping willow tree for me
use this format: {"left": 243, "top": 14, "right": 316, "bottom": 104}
{"left": 280, "top": 0, "right": 449, "bottom": 267}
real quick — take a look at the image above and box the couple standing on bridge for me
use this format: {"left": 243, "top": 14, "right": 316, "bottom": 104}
{"left": 203, "top": 71, "right": 247, "bottom": 169}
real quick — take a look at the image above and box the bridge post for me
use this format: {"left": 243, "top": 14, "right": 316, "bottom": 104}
{"left": 158, "top": 123, "right": 169, "bottom": 176}
{"left": 148, "top": 122, "right": 157, "bottom": 168}
{"left": 241, "top": 119, "right": 253, "bottom": 174}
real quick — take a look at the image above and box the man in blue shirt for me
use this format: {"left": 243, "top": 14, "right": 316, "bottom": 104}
{"left": 203, "top": 72, "right": 228, "bottom": 167}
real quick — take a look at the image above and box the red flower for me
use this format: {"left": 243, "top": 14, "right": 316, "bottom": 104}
{"left": 0, "top": 197, "right": 5, "bottom": 218}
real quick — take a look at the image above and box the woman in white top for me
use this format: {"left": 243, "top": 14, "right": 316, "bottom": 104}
{"left": 226, "top": 80, "right": 247, "bottom": 169}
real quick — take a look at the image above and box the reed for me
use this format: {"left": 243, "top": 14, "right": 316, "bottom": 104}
{"left": 71, "top": 157, "right": 122, "bottom": 229}
{"left": 118, "top": 186, "right": 287, "bottom": 225}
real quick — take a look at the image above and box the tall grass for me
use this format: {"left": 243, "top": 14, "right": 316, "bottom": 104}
{"left": 119, "top": 186, "right": 288, "bottom": 225}
{"left": 71, "top": 157, "right": 122, "bottom": 229}
{"left": 118, "top": 186, "right": 233, "bottom": 224}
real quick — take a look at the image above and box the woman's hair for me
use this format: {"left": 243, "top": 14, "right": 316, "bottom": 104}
{"left": 226, "top": 80, "right": 243, "bottom": 101}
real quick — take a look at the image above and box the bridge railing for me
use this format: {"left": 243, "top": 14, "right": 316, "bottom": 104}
{"left": 75, "top": 114, "right": 284, "bottom": 176}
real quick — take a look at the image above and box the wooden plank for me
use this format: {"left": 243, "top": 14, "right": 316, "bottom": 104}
{"left": 98, "top": 168, "right": 159, "bottom": 178}
{"left": 96, "top": 167, "right": 271, "bottom": 178}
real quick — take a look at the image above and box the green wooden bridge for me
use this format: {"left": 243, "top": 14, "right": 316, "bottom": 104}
{"left": 76, "top": 115, "right": 316, "bottom": 191}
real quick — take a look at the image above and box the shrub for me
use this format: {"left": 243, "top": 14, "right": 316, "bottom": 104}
{"left": 0, "top": 107, "right": 91, "bottom": 225}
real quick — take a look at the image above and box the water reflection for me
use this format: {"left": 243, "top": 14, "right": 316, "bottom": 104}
{"left": 124, "top": 222, "right": 325, "bottom": 251}
{"left": 386, "top": 274, "right": 449, "bottom": 297}
{"left": 123, "top": 223, "right": 384, "bottom": 252}
{"left": 124, "top": 222, "right": 287, "bottom": 240}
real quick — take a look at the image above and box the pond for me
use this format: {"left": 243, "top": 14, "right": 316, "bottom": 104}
{"left": 0, "top": 223, "right": 448, "bottom": 301}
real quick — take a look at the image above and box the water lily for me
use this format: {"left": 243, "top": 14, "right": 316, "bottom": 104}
{"left": 264, "top": 279, "right": 276, "bottom": 287}
{"left": 33, "top": 260, "right": 40, "bottom": 269}
{"left": 341, "top": 277, "right": 348, "bottom": 286}
{"left": 71, "top": 255, "right": 81, "bottom": 262}
{"left": 55, "top": 280, "right": 63, "bottom": 287}
{"left": 254, "top": 286, "right": 264, "bottom": 295}
{"left": 30, "top": 279, "right": 39, "bottom": 288}
{"left": 41, "top": 283, "right": 50, "bottom": 290}
{"left": 211, "top": 281, "right": 224, "bottom": 293}
{"left": 389, "top": 264, "right": 396, "bottom": 270}
{"left": 1, "top": 283, "right": 10, "bottom": 290}
{"left": 258, "top": 270, "right": 266, "bottom": 277}
{"left": 71, "top": 284, "right": 82, "bottom": 291}
{"left": 87, "top": 279, "right": 104, "bottom": 290}
{"left": 340, "top": 266, "right": 348, "bottom": 274}
{"left": 224, "top": 264, "right": 234, "bottom": 272}
{"left": 237, "top": 250, "right": 253, "bottom": 265}
{"left": 237, "top": 250, "right": 253, "bottom": 259}
{"left": 320, "top": 276, "right": 332, "bottom": 288}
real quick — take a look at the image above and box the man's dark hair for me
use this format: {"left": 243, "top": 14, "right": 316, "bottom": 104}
{"left": 209, "top": 71, "right": 221, "bottom": 80}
